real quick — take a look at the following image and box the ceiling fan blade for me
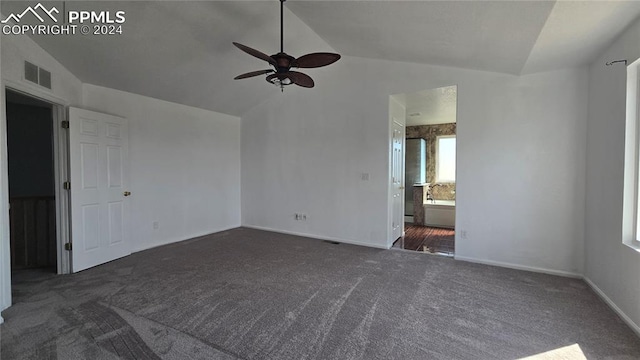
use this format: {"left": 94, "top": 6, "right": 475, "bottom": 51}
{"left": 288, "top": 71, "right": 315, "bottom": 88}
{"left": 294, "top": 53, "right": 341, "bottom": 68}
{"left": 234, "top": 69, "right": 274, "bottom": 80}
{"left": 232, "top": 42, "right": 276, "bottom": 66}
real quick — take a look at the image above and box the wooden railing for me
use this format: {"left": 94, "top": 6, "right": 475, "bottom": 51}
{"left": 9, "top": 196, "right": 56, "bottom": 269}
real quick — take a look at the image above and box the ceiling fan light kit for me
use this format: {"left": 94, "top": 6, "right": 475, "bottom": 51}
{"left": 233, "top": 0, "right": 341, "bottom": 91}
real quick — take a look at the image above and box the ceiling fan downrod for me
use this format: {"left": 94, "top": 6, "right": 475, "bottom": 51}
{"left": 274, "top": 0, "right": 287, "bottom": 91}
{"left": 280, "top": 0, "right": 285, "bottom": 54}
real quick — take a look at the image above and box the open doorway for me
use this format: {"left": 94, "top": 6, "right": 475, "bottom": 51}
{"left": 392, "top": 85, "right": 457, "bottom": 256}
{"left": 6, "top": 90, "right": 58, "bottom": 278}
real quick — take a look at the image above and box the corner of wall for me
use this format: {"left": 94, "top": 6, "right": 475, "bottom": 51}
{"left": 584, "top": 276, "right": 640, "bottom": 338}
{"left": 583, "top": 13, "right": 640, "bottom": 336}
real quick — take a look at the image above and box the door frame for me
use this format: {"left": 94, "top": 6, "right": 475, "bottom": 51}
{"left": 0, "top": 80, "right": 71, "bottom": 320}
{"left": 388, "top": 96, "right": 406, "bottom": 247}
{"left": 390, "top": 118, "right": 405, "bottom": 241}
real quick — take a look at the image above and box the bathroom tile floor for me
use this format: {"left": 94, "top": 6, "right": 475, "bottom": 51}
{"left": 393, "top": 224, "right": 455, "bottom": 256}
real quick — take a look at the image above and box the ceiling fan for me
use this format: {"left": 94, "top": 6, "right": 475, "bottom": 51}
{"left": 233, "top": 0, "right": 341, "bottom": 90}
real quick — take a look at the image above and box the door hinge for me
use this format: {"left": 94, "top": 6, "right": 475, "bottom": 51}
{"left": 61, "top": 120, "right": 69, "bottom": 129}
{"left": 64, "top": 243, "right": 72, "bottom": 251}
{"left": 63, "top": 181, "right": 71, "bottom": 190}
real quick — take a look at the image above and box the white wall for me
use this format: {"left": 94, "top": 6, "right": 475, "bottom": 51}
{"left": 1, "top": 32, "right": 83, "bottom": 315}
{"left": 458, "top": 68, "right": 588, "bottom": 276}
{"left": 584, "top": 17, "right": 640, "bottom": 331}
{"left": 1, "top": 31, "right": 242, "bottom": 316}
{"left": 1, "top": 33, "right": 83, "bottom": 105}
{"left": 83, "top": 85, "right": 241, "bottom": 252}
{"left": 242, "top": 55, "right": 588, "bottom": 275}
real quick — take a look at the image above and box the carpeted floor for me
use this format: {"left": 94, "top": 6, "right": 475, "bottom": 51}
{"left": 1, "top": 228, "right": 640, "bottom": 359}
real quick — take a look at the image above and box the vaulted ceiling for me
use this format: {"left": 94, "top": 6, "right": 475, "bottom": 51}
{"left": 2, "top": 1, "right": 640, "bottom": 116}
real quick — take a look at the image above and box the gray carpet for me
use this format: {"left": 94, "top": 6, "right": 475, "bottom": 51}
{"left": 1, "top": 228, "right": 640, "bottom": 359}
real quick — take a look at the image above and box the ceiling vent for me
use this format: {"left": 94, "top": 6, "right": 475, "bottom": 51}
{"left": 24, "top": 61, "right": 52, "bottom": 90}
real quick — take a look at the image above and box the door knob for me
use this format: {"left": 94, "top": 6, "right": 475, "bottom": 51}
{"left": 123, "top": 191, "right": 131, "bottom": 196}
{"left": 399, "top": 186, "right": 405, "bottom": 190}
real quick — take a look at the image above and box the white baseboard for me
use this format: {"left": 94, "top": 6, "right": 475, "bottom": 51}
{"left": 454, "top": 255, "right": 583, "bottom": 278}
{"left": 0, "top": 315, "right": 3, "bottom": 324}
{"left": 583, "top": 276, "right": 640, "bottom": 338}
{"left": 241, "top": 224, "right": 390, "bottom": 249}
{"left": 132, "top": 224, "right": 242, "bottom": 253}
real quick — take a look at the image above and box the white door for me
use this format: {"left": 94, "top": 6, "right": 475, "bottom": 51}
{"left": 69, "top": 107, "right": 130, "bottom": 272}
{"left": 391, "top": 120, "right": 405, "bottom": 240}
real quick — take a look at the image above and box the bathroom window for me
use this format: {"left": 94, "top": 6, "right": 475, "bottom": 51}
{"left": 623, "top": 57, "right": 640, "bottom": 249}
{"left": 436, "top": 135, "right": 456, "bottom": 183}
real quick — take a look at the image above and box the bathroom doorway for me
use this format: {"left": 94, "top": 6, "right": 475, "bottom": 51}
{"left": 392, "top": 85, "right": 457, "bottom": 256}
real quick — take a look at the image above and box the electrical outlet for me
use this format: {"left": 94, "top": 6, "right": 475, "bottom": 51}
{"left": 153, "top": 221, "right": 159, "bottom": 230}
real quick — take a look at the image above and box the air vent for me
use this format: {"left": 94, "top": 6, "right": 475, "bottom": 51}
{"left": 24, "top": 61, "right": 38, "bottom": 83}
{"left": 38, "top": 68, "right": 51, "bottom": 89}
{"left": 24, "top": 61, "right": 52, "bottom": 89}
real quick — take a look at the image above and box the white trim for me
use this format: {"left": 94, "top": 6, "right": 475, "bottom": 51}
{"left": 454, "top": 255, "right": 583, "bottom": 278}
{"left": 131, "top": 225, "right": 242, "bottom": 253}
{"left": 624, "top": 58, "right": 640, "bottom": 248}
{"left": 1, "top": 83, "right": 72, "bottom": 312}
{"left": 388, "top": 96, "right": 406, "bottom": 249}
{"left": 584, "top": 276, "right": 640, "bottom": 338}
{"left": 52, "top": 105, "right": 70, "bottom": 274}
{"left": 5, "top": 87, "right": 71, "bottom": 274}
{"left": 0, "top": 81, "right": 11, "bottom": 313}
{"left": 388, "top": 115, "right": 405, "bottom": 248}
{"left": 242, "top": 224, "right": 390, "bottom": 249}
{"left": 3, "top": 79, "right": 68, "bottom": 106}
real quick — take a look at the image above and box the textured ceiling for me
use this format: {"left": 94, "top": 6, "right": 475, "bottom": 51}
{"left": 521, "top": 1, "right": 640, "bottom": 74}
{"left": 394, "top": 86, "right": 457, "bottom": 126}
{"left": 2, "top": 1, "right": 640, "bottom": 116}
{"left": 1, "top": 1, "right": 337, "bottom": 116}
{"left": 287, "top": 1, "right": 555, "bottom": 75}
{"left": 287, "top": 0, "right": 640, "bottom": 75}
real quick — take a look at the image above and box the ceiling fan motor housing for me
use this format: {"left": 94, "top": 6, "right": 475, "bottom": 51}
{"left": 273, "top": 53, "right": 295, "bottom": 72}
